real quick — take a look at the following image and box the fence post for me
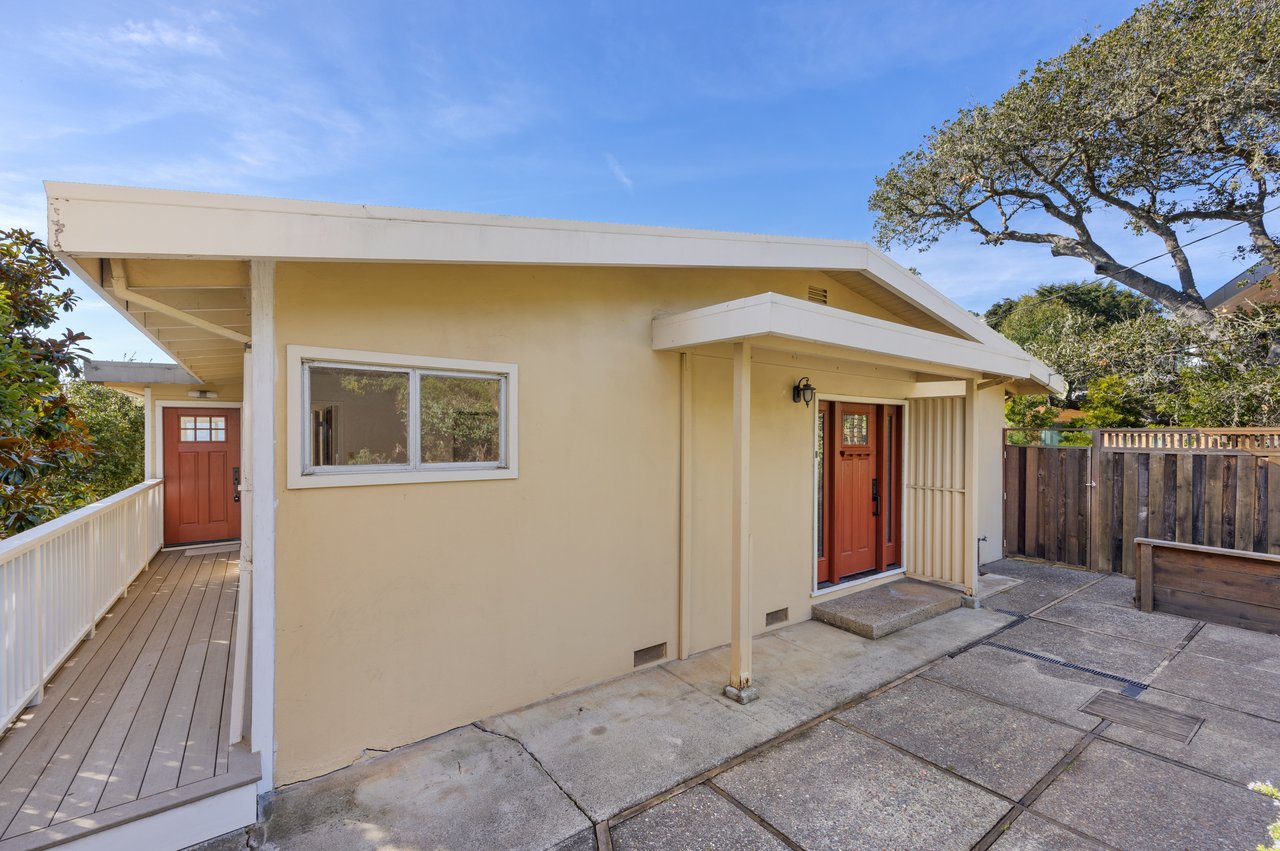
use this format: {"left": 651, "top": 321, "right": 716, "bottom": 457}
{"left": 1088, "top": 429, "right": 1105, "bottom": 572}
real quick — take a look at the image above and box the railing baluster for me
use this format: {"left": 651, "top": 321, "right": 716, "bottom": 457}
{"left": 0, "top": 480, "right": 164, "bottom": 732}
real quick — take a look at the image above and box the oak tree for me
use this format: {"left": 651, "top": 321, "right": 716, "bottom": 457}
{"left": 870, "top": 0, "right": 1280, "bottom": 325}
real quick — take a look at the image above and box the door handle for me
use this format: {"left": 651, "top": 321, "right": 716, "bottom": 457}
{"left": 232, "top": 467, "right": 241, "bottom": 503}
{"left": 871, "top": 477, "right": 880, "bottom": 516}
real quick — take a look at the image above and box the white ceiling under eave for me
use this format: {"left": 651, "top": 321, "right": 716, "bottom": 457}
{"left": 64, "top": 255, "right": 250, "bottom": 385}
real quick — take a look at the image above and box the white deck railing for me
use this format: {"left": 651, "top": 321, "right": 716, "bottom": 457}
{"left": 1, "top": 479, "right": 163, "bottom": 732}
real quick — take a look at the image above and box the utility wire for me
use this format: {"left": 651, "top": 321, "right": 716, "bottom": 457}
{"left": 986, "top": 203, "right": 1280, "bottom": 320}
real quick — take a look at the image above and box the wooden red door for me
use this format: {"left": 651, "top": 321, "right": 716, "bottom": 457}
{"left": 163, "top": 408, "right": 241, "bottom": 546}
{"left": 831, "top": 403, "right": 878, "bottom": 577}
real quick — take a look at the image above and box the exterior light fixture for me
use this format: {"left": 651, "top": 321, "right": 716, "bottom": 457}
{"left": 792, "top": 377, "right": 816, "bottom": 407}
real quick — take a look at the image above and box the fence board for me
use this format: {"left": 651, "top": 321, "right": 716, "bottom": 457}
{"left": 1005, "top": 428, "right": 1280, "bottom": 576}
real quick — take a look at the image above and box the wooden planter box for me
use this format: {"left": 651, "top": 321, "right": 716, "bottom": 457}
{"left": 1135, "top": 538, "right": 1280, "bottom": 633}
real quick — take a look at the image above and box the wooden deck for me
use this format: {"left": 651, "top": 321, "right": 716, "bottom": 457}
{"left": 0, "top": 546, "right": 256, "bottom": 847}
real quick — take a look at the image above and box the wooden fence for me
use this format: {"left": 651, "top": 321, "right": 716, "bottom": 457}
{"left": 1003, "top": 428, "right": 1280, "bottom": 575}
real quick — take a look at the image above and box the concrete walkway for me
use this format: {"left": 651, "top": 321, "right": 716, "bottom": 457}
{"left": 214, "top": 561, "right": 1280, "bottom": 850}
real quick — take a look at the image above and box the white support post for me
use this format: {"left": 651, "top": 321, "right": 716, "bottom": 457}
{"left": 249, "top": 260, "right": 276, "bottom": 792}
{"left": 677, "top": 353, "right": 694, "bottom": 660}
{"left": 142, "top": 387, "right": 154, "bottom": 480}
{"left": 229, "top": 350, "right": 253, "bottom": 745}
{"left": 963, "top": 378, "right": 978, "bottom": 598}
{"left": 725, "top": 342, "right": 757, "bottom": 704}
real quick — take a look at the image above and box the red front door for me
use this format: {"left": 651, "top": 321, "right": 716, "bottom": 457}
{"left": 817, "top": 401, "right": 903, "bottom": 585}
{"left": 832, "top": 403, "right": 878, "bottom": 577}
{"left": 162, "top": 408, "right": 241, "bottom": 546}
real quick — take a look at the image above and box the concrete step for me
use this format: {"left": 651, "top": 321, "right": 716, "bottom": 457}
{"left": 811, "top": 578, "right": 963, "bottom": 639}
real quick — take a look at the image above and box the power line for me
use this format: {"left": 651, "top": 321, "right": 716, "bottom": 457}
{"left": 987, "top": 204, "right": 1280, "bottom": 320}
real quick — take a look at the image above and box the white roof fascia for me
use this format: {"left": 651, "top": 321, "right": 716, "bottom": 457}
{"left": 47, "top": 181, "right": 1006, "bottom": 346}
{"left": 653, "top": 293, "right": 1040, "bottom": 381}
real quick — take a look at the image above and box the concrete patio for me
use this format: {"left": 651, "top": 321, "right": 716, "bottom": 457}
{"left": 204, "top": 559, "right": 1279, "bottom": 850}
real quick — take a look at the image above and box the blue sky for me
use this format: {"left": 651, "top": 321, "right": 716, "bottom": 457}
{"left": 3, "top": 1, "right": 1262, "bottom": 362}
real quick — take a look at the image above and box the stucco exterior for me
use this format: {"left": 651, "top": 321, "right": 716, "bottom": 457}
{"left": 268, "top": 262, "right": 1008, "bottom": 783}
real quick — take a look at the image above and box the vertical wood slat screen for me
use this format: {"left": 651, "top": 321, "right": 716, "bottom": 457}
{"left": 906, "top": 397, "right": 967, "bottom": 586}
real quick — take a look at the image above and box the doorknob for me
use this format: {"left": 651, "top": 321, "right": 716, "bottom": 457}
{"left": 871, "top": 477, "right": 880, "bottom": 516}
{"left": 232, "top": 467, "right": 241, "bottom": 503}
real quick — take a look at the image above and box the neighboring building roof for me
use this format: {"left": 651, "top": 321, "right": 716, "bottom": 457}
{"left": 1205, "top": 264, "right": 1278, "bottom": 312}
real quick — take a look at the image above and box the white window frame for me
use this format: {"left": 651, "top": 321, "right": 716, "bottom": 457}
{"left": 286, "top": 345, "right": 518, "bottom": 489}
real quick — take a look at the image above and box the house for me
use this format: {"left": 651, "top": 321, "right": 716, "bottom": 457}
{"left": 0, "top": 182, "right": 1061, "bottom": 849}
{"left": 1205, "top": 263, "right": 1278, "bottom": 313}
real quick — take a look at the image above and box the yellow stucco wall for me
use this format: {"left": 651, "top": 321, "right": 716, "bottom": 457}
{"left": 269, "top": 262, "right": 999, "bottom": 784}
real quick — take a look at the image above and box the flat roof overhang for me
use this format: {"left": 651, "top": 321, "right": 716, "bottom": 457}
{"left": 653, "top": 293, "right": 1065, "bottom": 395}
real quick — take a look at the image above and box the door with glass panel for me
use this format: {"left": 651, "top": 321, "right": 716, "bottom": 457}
{"left": 816, "top": 401, "right": 903, "bottom": 585}
{"left": 162, "top": 408, "right": 241, "bottom": 545}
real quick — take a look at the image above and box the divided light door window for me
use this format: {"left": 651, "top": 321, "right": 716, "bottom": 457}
{"left": 816, "top": 401, "right": 903, "bottom": 587}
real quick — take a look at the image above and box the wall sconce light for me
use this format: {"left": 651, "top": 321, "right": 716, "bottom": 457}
{"left": 792, "top": 377, "right": 816, "bottom": 407}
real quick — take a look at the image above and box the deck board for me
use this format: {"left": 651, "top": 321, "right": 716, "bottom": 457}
{"left": 0, "top": 551, "right": 187, "bottom": 838}
{"left": 98, "top": 553, "right": 218, "bottom": 810}
{"left": 0, "top": 549, "right": 240, "bottom": 841}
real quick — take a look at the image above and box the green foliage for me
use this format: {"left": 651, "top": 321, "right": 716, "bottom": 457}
{"left": 870, "top": 0, "right": 1280, "bottom": 323}
{"left": 42, "top": 382, "right": 144, "bottom": 507}
{"left": 0, "top": 229, "right": 93, "bottom": 536}
{"left": 1078, "top": 376, "right": 1147, "bottom": 428}
{"left": 1252, "top": 781, "right": 1280, "bottom": 851}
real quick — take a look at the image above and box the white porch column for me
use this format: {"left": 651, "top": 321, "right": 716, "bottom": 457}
{"left": 229, "top": 350, "right": 253, "bottom": 745}
{"left": 249, "top": 259, "right": 277, "bottom": 792}
{"left": 725, "top": 341, "right": 757, "bottom": 704}
{"left": 963, "top": 377, "right": 978, "bottom": 597}
{"left": 142, "top": 386, "right": 154, "bottom": 480}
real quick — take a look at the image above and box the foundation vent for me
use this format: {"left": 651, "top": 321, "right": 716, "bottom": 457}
{"left": 807, "top": 286, "right": 829, "bottom": 305}
{"left": 633, "top": 642, "right": 667, "bottom": 667}
{"left": 765, "top": 607, "right": 790, "bottom": 627}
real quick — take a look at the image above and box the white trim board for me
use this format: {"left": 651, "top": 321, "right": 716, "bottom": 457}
{"left": 285, "top": 344, "right": 519, "bottom": 489}
{"left": 653, "top": 292, "right": 1063, "bottom": 394}
{"left": 46, "top": 181, "right": 1022, "bottom": 354}
{"left": 152, "top": 399, "right": 243, "bottom": 481}
{"left": 249, "top": 259, "right": 276, "bottom": 793}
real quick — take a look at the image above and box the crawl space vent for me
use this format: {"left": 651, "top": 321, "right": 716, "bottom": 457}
{"left": 807, "top": 286, "right": 829, "bottom": 305}
{"left": 633, "top": 642, "right": 667, "bottom": 667}
{"left": 765, "top": 607, "right": 789, "bottom": 627}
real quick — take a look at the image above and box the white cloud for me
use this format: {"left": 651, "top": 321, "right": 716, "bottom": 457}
{"left": 106, "top": 18, "right": 223, "bottom": 56}
{"left": 605, "top": 153, "right": 633, "bottom": 191}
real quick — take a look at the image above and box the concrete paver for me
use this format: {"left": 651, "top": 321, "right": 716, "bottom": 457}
{"left": 480, "top": 667, "right": 774, "bottom": 823}
{"left": 1032, "top": 738, "right": 1274, "bottom": 851}
{"left": 1029, "top": 593, "right": 1198, "bottom": 647}
{"left": 1065, "top": 574, "right": 1135, "bottom": 609}
{"left": 1032, "top": 597, "right": 1197, "bottom": 648}
{"left": 1184, "top": 622, "right": 1280, "bottom": 673}
{"left": 989, "top": 813, "right": 1107, "bottom": 850}
{"left": 993, "top": 616, "right": 1171, "bottom": 681}
{"left": 921, "top": 644, "right": 1118, "bottom": 730}
{"left": 981, "top": 560, "right": 1098, "bottom": 615}
{"left": 1150, "top": 649, "right": 1280, "bottom": 722}
{"left": 610, "top": 784, "right": 788, "bottom": 851}
{"left": 663, "top": 608, "right": 1014, "bottom": 738}
{"left": 715, "top": 720, "right": 1009, "bottom": 851}
{"left": 484, "top": 608, "right": 1011, "bottom": 822}
{"left": 245, "top": 558, "right": 1277, "bottom": 851}
{"left": 1102, "top": 686, "right": 1280, "bottom": 787}
{"left": 258, "top": 725, "right": 591, "bottom": 851}
{"left": 838, "top": 676, "right": 1082, "bottom": 799}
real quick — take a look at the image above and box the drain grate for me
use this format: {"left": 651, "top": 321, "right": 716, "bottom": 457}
{"left": 1080, "top": 690, "right": 1203, "bottom": 743}
{"left": 984, "top": 641, "right": 1149, "bottom": 691}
